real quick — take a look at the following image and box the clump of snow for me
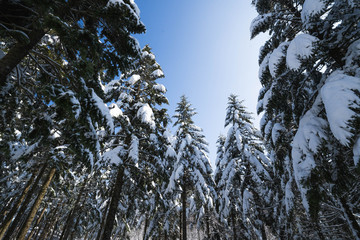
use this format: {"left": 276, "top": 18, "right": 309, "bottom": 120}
{"left": 109, "top": 103, "right": 122, "bottom": 118}
{"left": 103, "top": 146, "right": 123, "bottom": 165}
{"left": 344, "top": 40, "right": 360, "bottom": 77}
{"left": 320, "top": 71, "right": 360, "bottom": 146}
{"left": 271, "top": 123, "right": 285, "bottom": 145}
{"left": 258, "top": 53, "right": 270, "bottom": 80}
{"left": 153, "top": 83, "right": 166, "bottom": 93}
{"left": 285, "top": 179, "right": 294, "bottom": 213}
{"left": 301, "top": 0, "right": 326, "bottom": 23}
{"left": 129, "top": 135, "right": 139, "bottom": 162}
{"left": 269, "top": 42, "right": 289, "bottom": 77}
{"left": 286, "top": 34, "right": 318, "bottom": 70}
{"left": 136, "top": 103, "right": 155, "bottom": 129}
{"left": 292, "top": 96, "right": 328, "bottom": 212}
{"left": 128, "top": 74, "right": 141, "bottom": 85}
{"left": 354, "top": 137, "right": 360, "bottom": 166}
{"left": 250, "top": 13, "right": 273, "bottom": 38}
{"left": 91, "top": 90, "right": 114, "bottom": 133}
{"left": 151, "top": 69, "right": 164, "bottom": 78}
{"left": 142, "top": 51, "right": 155, "bottom": 60}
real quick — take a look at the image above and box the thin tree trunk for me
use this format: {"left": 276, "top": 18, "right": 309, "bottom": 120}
{"left": 143, "top": 216, "right": 148, "bottom": 240}
{"left": 181, "top": 184, "right": 187, "bottom": 240}
{"left": 339, "top": 196, "right": 360, "bottom": 240}
{"left": 2, "top": 164, "right": 47, "bottom": 240}
{"left": 231, "top": 211, "right": 237, "bottom": 240}
{"left": 60, "top": 178, "right": 88, "bottom": 240}
{"left": 26, "top": 204, "right": 47, "bottom": 240}
{"left": 101, "top": 166, "right": 124, "bottom": 240}
{"left": 0, "top": 173, "right": 35, "bottom": 239}
{"left": 38, "top": 201, "right": 62, "bottom": 240}
{"left": 95, "top": 198, "right": 111, "bottom": 240}
{"left": 16, "top": 167, "right": 56, "bottom": 240}
{"left": 0, "top": 29, "right": 45, "bottom": 86}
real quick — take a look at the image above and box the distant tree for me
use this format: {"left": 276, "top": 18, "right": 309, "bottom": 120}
{"left": 165, "top": 96, "right": 216, "bottom": 240}
{"left": 216, "top": 95, "right": 271, "bottom": 239}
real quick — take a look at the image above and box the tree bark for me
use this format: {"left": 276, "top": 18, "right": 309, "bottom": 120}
{"left": 0, "top": 173, "right": 35, "bottom": 239}
{"left": 26, "top": 204, "right": 47, "bottom": 240}
{"left": 181, "top": 184, "right": 187, "bottom": 240}
{"left": 2, "top": 164, "right": 47, "bottom": 240}
{"left": 0, "top": 29, "right": 45, "bottom": 86}
{"left": 142, "top": 216, "right": 148, "bottom": 240}
{"left": 231, "top": 211, "right": 237, "bottom": 240}
{"left": 16, "top": 167, "right": 56, "bottom": 240}
{"left": 95, "top": 198, "right": 111, "bottom": 240}
{"left": 100, "top": 166, "right": 124, "bottom": 240}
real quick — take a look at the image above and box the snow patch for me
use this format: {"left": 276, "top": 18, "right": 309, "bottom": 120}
{"left": 286, "top": 34, "right": 318, "bottom": 70}
{"left": 128, "top": 74, "right": 140, "bottom": 85}
{"left": 301, "top": 0, "right": 326, "bottom": 23}
{"left": 269, "top": 42, "right": 289, "bottom": 77}
{"left": 137, "top": 103, "right": 155, "bottom": 129}
{"left": 320, "top": 71, "right": 360, "bottom": 146}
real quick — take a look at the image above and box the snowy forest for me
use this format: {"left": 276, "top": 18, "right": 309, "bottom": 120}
{"left": 0, "top": 0, "right": 360, "bottom": 239}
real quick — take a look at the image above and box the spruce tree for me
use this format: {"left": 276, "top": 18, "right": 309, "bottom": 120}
{"left": 165, "top": 95, "right": 216, "bottom": 240}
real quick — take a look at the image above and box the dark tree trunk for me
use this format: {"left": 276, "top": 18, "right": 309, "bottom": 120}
{"left": 181, "top": 184, "right": 187, "bottom": 240}
{"left": 2, "top": 164, "right": 47, "bottom": 240}
{"left": 16, "top": 167, "right": 56, "bottom": 240}
{"left": 0, "top": 29, "right": 45, "bottom": 86}
{"left": 0, "top": 173, "right": 35, "bottom": 239}
{"left": 26, "top": 204, "right": 47, "bottom": 240}
{"left": 142, "top": 216, "right": 148, "bottom": 240}
{"left": 100, "top": 166, "right": 124, "bottom": 240}
{"left": 231, "top": 211, "right": 237, "bottom": 240}
{"left": 59, "top": 179, "right": 88, "bottom": 240}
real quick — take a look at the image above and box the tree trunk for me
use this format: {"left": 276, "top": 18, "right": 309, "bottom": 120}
{"left": 231, "top": 211, "right": 237, "bottom": 240}
{"left": 143, "top": 216, "right": 148, "bottom": 240}
{"left": 16, "top": 167, "right": 56, "bottom": 240}
{"left": 2, "top": 164, "right": 47, "bottom": 240}
{"left": 100, "top": 166, "right": 124, "bottom": 240}
{"left": 181, "top": 184, "right": 187, "bottom": 240}
{"left": 339, "top": 196, "right": 360, "bottom": 240}
{"left": 0, "top": 173, "right": 35, "bottom": 239}
{"left": 95, "top": 198, "right": 110, "bottom": 240}
{"left": 0, "top": 29, "right": 45, "bottom": 86}
{"left": 26, "top": 204, "right": 47, "bottom": 240}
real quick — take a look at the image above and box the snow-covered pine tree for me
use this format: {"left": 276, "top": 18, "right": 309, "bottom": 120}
{"left": 165, "top": 95, "right": 216, "bottom": 240}
{"left": 252, "top": 0, "right": 360, "bottom": 238}
{"left": 100, "top": 45, "right": 171, "bottom": 239}
{"left": 216, "top": 95, "right": 271, "bottom": 240}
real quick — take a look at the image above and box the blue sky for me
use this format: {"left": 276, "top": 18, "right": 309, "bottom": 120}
{"left": 135, "top": 0, "right": 268, "bottom": 166}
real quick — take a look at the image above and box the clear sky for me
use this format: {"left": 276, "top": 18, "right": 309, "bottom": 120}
{"left": 135, "top": 0, "right": 268, "bottom": 167}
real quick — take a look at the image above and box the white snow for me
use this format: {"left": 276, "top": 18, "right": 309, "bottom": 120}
{"left": 151, "top": 69, "right": 164, "bottom": 78}
{"left": 354, "top": 137, "right": 360, "bottom": 166}
{"left": 136, "top": 103, "right": 155, "bottom": 129}
{"left": 286, "top": 34, "right": 318, "bottom": 70}
{"left": 320, "top": 71, "right": 360, "bottom": 146}
{"left": 109, "top": 103, "right": 122, "bottom": 118}
{"left": 128, "top": 74, "right": 141, "bottom": 85}
{"left": 153, "top": 83, "right": 166, "bottom": 93}
{"left": 258, "top": 53, "right": 270, "bottom": 79}
{"left": 91, "top": 90, "right": 114, "bottom": 133}
{"left": 268, "top": 42, "right": 289, "bottom": 77}
{"left": 250, "top": 13, "right": 273, "bottom": 37}
{"left": 103, "top": 146, "right": 123, "bottom": 165}
{"left": 292, "top": 96, "right": 327, "bottom": 212}
{"left": 129, "top": 135, "right": 139, "bottom": 162}
{"left": 344, "top": 40, "right": 360, "bottom": 77}
{"left": 301, "top": 0, "right": 326, "bottom": 23}
{"left": 271, "top": 123, "right": 285, "bottom": 145}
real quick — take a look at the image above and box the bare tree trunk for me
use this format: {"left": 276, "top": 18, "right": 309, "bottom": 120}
{"left": 181, "top": 184, "right": 187, "bottom": 240}
{"left": 231, "top": 211, "right": 237, "bottom": 240}
{"left": 143, "top": 216, "right": 148, "bottom": 240}
{"left": 0, "top": 173, "right": 35, "bottom": 239}
{"left": 0, "top": 29, "right": 45, "bottom": 86}
{"left": 26, "top": 204, "right": 47, "bottom": 240}
{"left": 95, "top": 198, "right": 111, "bottom": 240}
{"left": 100, "top": 166, "right": 124, "bottom": 240}
{"left": 2, "top": 164, "right": 47, "bottom": 240}
{"left": 16, "top": 167, "right": 56, "bottom": 240}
